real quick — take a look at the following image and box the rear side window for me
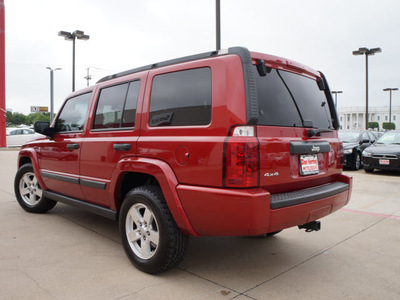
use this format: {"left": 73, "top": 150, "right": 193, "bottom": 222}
{"left": 56, "top": 92, "right": 92, "bottom": 132}
{"left": 149, "top": 67, "right": 212, "bottom": 127}
{"left": 255, "top": 68, "right": 332, "bottom": 129}
{"left": 93, "top": 80, "right": 140, "bottom": 129}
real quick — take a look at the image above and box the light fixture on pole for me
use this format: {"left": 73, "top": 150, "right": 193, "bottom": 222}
{"left": 383, "top": 88, "right": 398, "bottom": 130}
{"left": 46, "top": 67, "right": 61, "bottom": 123}
{"left": 58, "top": 30, "right": 90, "bottom": 92}
{"left": 352, "top": 47, "right": 382, "bottom": 129}
{"left": 331, "top": 91, "right": 343, "bottom": 108}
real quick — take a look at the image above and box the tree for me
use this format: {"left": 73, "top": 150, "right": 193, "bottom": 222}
{"left": 6, "top": 112, "right": 27, "bottom": 126}
{"left": 26, "top": 113, "right": 50, "bottom": 125}
{"left": 382, "top": 122, "right": 396, "bottom": 130}
{"left": 5, "top": 112, "right": 50, "bottom": 126}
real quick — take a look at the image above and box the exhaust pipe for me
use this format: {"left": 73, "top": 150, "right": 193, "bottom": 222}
{"left": 298, "top": 221, "right": 321, "bottom": 232}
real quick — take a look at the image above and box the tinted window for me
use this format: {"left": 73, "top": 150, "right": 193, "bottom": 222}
{"left": 149, "top": 68, "right": 212, "bottom": 127}
{"left": 93, "top": 80, "right": 140, "bottom": 129}
{"left": 56, "top": 92, "right": 91, "bottom": 132}
{"left": 122, "top": 81, "right": 140, "bottom": 127}
{"left": 255, "top": 69, "right": 302, "bottom": 127}
{"left": 255, "top": 68, "right": 333, "bottom": 129}
{"left": 278, "top": 70, "right": 332, "bottom": 129}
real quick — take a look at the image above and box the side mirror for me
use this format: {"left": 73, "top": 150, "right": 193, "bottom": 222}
{"left": 34, "top": 121, "right": 56, "bottom": 138}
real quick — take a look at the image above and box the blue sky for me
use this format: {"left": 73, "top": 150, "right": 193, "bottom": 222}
{"left": 5, "top": 0, "right": 400, "bottom": 114}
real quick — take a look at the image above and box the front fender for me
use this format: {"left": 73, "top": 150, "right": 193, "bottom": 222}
{"left": 18, "top": 148, "right": 48, "bottom": 191}
{"left": 109, "top": 157, "right": 199, "bottom": 236}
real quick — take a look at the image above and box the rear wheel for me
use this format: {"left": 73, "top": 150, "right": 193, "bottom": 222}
{"left": 14, "top": 164, "right": 57, "bottom": 213}
{"left": 119, "top": 186, "right": 188, "bottom": 274}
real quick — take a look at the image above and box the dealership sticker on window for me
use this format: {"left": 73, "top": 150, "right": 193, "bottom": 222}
{"left": 300, "top": 154, "right": 319, "bottom": 175}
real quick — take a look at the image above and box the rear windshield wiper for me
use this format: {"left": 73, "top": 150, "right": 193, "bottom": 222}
{"left": 307, "top": 128, "right": 333, "bottom": 137}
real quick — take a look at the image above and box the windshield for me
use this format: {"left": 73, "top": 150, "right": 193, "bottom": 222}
{"left": 338, "top": 131, "right": 360, "bottom": 143}
{"left": 376, "top": 132, "right": 400, "bottom": 144}
{"left": 254, "top": 68, "right": 332, "bottom": 129}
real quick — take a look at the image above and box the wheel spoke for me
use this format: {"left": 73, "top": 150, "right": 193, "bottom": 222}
{"left": 143, "top": 208, "right": 153, "bottom": 225}
{"left": 141, "top": 238, "right": 151, "bottom": 258}
{"left": 28, "top": 191, "right": 36, "bottom": 205}
{"left": 35, "top": 187, "right": 43, "bottom": 198}
{"left": 128, "top": 207, "right": 142, "bottom": 225}
{"left": 21, "top": 187, "right": 30, "bottom": 197}
{"left": 148, "top": 229, "right": 159, "bottom": 246}
{"left": 127, "top": 228, "right": 141, "bottom": 243}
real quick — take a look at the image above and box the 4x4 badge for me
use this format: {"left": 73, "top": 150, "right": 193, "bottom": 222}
{"left": 264, "top": 172, "right": 279, "bottom": 177}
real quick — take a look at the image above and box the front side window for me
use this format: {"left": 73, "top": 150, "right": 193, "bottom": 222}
{"left": 93, "top": 80, "right": 140, "bottom": 129}
{"left": 149, "top": 68, "right": 212, "bottom": 127}
{"left": 56, "top": 92, "right": 92, "bottom": 132}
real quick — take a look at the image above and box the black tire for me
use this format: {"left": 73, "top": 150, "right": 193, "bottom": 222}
{"left": 364, "top": 167, "right": 374, "bottom": 173}
{"left": 14, "top": 164, "right": 57, "bottom": 213}
{"left": 352, "top": 152, "right": 361, "bottom": 170}
{"left": 119, "top": 186, "right": 188, "bottom": 274}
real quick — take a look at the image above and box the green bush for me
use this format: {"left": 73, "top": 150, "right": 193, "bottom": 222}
{"left": 368, "top": 122, "right": 379, "bottom": 130}
{"left": 382, "top": 122, "right": 396, "bottom": 130}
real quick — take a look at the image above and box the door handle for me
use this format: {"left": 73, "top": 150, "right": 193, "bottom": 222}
{"left": 113, "top": 143, "right": 131, "bottom": 151}
{"left": 67, "top": 143, "right": 79, "bottom": 150}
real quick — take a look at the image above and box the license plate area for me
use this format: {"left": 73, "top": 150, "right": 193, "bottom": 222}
{"left": 379, "top": 159, "right": 390, "bottom": 165}
{"left": 300, "top": 154, "right": 319, "bottom": 175}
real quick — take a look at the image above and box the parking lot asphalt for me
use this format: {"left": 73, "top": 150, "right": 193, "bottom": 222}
{"left": 1, "top": 149, "right": 400, "bottom": 300}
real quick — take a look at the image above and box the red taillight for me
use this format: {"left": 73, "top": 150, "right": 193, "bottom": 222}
{"left": 223, "top": 127, "right": 259, "bottom": 188}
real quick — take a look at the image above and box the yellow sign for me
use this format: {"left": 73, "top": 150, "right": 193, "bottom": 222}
{"left": 31, "top": 106, "right": 49, "bottom": 113}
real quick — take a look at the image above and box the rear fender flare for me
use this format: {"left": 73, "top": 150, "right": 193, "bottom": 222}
{"left": 109, "top": 157, "right": 198, "bottom": 236}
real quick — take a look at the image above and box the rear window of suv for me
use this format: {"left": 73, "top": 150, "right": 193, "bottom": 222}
{"left": 255, "top": 68, "right": 332, "bottom": 129}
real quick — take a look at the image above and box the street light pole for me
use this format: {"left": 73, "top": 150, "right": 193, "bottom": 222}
{"left": 58, "top": 30, "right": 90, "bottom": 92}
{"left": 331, "top": 91, "right": 343, "bottom": 108}
{"left": 383, "top": 88, "right": 398, "bottom": 130}
{"left": 46, "top": 67, "right": 61, "bottom": 123}
{"left": 216, "top": 0, "right": 221, "bottom": 50}
{"left": 352, "top": 47, "right": 382, "bottom": 130}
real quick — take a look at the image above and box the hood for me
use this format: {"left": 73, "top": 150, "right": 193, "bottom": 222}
{"left": 364, "top": 143, "right": 400, "bottom": 155}
{"left": 342, "top": 142, "right": 359, "bottom": 150}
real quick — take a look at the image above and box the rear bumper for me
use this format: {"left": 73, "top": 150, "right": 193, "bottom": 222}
{"left": 177, "top": 173, "right": 352, "bottom": 236}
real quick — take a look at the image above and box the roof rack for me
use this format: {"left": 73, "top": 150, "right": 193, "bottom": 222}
{"left": 97, "top": 49, "right": 227, "bottom": 84}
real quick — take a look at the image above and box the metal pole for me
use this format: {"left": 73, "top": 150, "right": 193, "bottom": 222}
{"left": 0, "top": 0, "right": 6, "bottom": 148}
{"left": 365, "top": 54, "right": 369, "bottom": 130}
{"left": 72, "top": 36, "right": 75, "bottom": 92}
{"left": 389, "top": 89, "right": 392, "bottom": 130}
{"left": 216, "top": 0, "right": 221, "bottom": 51}
{"left": 334, "top": 94, "right": 337, "bottom": 108}
{"left": 50, "top": 70, "right": 54, "bottom": 123}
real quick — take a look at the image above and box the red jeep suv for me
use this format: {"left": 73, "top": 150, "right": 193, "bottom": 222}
{"left": 15, "top": 47, "right": 352, "bottom": 273}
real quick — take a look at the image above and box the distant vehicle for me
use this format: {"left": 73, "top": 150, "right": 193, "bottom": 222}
{"left": 6, "top": 128, "right": 42, "bottom": 147}
{"left": 362, "top": 131, "right": 400, "bottom": 173}
{"left": 338, "top": 130, "right": 376, "bottom": 170}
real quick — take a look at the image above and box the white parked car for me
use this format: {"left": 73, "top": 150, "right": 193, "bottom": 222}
{"left": 6, "top": 128, "right": 43, "bottom": 147}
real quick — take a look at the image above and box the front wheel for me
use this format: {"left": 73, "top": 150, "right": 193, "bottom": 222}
{"left": 352, "top": 152, "right": 361, "bottom": 170}
{"left": 119, "top": 186, "right": 188, "bottom": 274}
{"left": 14, "top": 164, "right": 57, "bottom": 213}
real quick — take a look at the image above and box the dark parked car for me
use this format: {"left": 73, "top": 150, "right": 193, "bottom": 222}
{"left": 338, "top": 130, "right": 377, "bottom": 170}
{"left": 362, "top": 131, "right": 400, "bottom": 173}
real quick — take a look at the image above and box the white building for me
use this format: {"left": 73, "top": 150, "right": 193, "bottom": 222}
{"left": 337, "top": 106, "right": 400, "bottom": 131}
